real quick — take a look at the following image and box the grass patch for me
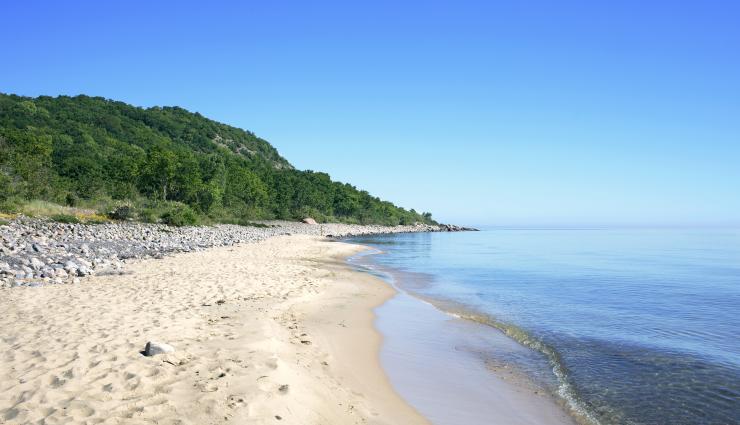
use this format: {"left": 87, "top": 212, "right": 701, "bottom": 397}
{"left": 18, "top": 200, "right": 76, "bottom": 217}
{"left": 6, "top": 200, "right": 110, "bottom": 224}
{"left": 75, "top": 212, "right": 110, "bottom": 224}
{"left": 0, "top": 219, "right": 8, "bottom": 226}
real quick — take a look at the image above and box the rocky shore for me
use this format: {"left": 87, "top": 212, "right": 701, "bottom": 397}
{"left": 0, "top": 218, "right": 465, "bottom": 288}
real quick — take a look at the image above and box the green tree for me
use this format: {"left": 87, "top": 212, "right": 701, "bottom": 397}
{"left": 140, "top": 146, "right": 176, "bottom": 200}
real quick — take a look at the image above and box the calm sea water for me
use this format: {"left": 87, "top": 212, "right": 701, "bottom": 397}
{"left": 350, "top": 228, "right": 740, "bottom": 425}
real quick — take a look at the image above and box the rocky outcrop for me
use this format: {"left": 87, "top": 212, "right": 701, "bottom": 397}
{"left": 439, "top": 224, "right": 479, "bottom": 232}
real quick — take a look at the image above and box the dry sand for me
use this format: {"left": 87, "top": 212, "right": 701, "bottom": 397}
{"left": 0, "top": 235, "right": 428, "bottom": 424}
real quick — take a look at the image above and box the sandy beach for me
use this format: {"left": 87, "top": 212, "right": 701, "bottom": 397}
{"left": 0, "top": 235, "right": 427, "bottom": 424}
{"left": 1, "top": 234, "right": 580, "bottom": 425}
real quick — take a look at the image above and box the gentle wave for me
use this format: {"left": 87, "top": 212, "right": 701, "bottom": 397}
{"left": 349, "top": 248, "right": 602, "bottom": 425}
{"left": 423, "top": 301, "right": 603, "bottom": 425}
{"left": 347, "top": 229, "right": 740, "bottom": 425}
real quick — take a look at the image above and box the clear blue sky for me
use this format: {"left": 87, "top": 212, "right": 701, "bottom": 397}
{"left": 2, "top": 1, "right": 739, "bottom": 226}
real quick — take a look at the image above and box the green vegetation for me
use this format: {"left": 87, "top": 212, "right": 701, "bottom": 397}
{"left": 50, "top": 213, "right": 80, "bottom": 224}
{"left": 0, "top": 93, "right": 436, "bottom": 226}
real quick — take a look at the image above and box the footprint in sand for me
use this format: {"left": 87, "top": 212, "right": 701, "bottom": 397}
{"left": 66, "top": 401, "right": 94, "bottom": 418}
{"left": 265, "top": 357, "right": 279, "bottom": 370}
{"left": 49, "top": 375, "right": 66, "bottom": 388}
{"left": 3, "top": 407, "right": 20, "bottom": 421}
{"left": 227, "top": 394, "right": 247, "bottom": 409}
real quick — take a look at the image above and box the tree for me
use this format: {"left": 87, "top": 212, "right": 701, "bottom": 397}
{"left": 0, "top": 128, "right": 53, "bottom": 199}
{"left": 140, "top": 146, "right": 176, "bottom": 200}
{"left": 0, "top": 93, "right": 438, "bottom": 225}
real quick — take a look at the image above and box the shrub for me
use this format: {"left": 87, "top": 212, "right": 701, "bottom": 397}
{"left": 239, "top": 220, "right": 270, "bottom": 228}
{"left": 65, "top": 193, "right": 79, "bottom": 207}
{"left": 108, "top": 205, "right": 134, "bottom": 221}
{"left": 50, "top": 213, "right": 80, "bottom": 224}
{"left": 160, "top": 204, "right": 199, "bottom": 227}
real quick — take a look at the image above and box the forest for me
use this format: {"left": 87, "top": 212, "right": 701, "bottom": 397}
{"left": 0, "top": 93, "right": 435, "bottom": 226}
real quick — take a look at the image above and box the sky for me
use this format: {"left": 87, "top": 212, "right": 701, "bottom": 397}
{"left": 2, "top": 1, "right": 739, "bottom": 226}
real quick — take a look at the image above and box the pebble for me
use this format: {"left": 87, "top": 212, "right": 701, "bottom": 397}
{"left": 0, "top": 217, "right": 463, "bottom": 289}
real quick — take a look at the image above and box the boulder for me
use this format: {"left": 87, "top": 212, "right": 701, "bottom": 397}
{"left": 301, "top": 217, "right": 317, "bottom": 225}
{"left": 144, "top": 341, "right": 175, "bottom": 356}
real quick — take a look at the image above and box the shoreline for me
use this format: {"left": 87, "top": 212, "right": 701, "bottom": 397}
{"left": 0, "top": 231, "right": 576, "bottom": 425}
{"left": 348, "top": 248, "right": 579, "bottom": 425}
{"left": 0, "top": 217, "right": 458, "bottom": 289}
{"left": 0, "top": 235, "right": 427, "bottom": 424}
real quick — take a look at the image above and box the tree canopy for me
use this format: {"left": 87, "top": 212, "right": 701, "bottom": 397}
{"left": 0, "top": 93, "right": 436, "bottom": 226}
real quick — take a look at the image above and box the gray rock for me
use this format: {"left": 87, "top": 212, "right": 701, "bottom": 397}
{"left": 1, "top": 216, "right": 455, "bottom": 289}
{"left": 30, "top": 257, "right": 44, "bottom": 270}
{"left": 144, "top": 341, "right": 175, "bottom": 356}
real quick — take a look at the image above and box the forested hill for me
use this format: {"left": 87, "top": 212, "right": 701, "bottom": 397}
{"left": 0, "top": 93, "right": 435, "bottom": 226}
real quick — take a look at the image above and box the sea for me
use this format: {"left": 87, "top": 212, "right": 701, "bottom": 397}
{"left": 348, "top": 228, "right": 740, "bottom": 425}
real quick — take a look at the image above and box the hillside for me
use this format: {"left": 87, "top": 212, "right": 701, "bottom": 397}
{"left": 0, "top": 93, "right": 435, "bottom": 226}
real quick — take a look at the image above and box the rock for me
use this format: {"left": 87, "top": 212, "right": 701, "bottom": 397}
{"left": 439, "top": 223, "right": 479, "bottom": 232}
{"left": 30, "top": 258, "right": 45, "bottom": 270}
{"left": 1, "top": 217, "right": 455, "bottom": 289}
{"left": 144, "top": 341, "right": 175, "bottom": 356}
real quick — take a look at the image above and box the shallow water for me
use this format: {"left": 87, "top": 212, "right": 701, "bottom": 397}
{"left": 348, "top": 254, "right": 575, "bottom": 425}
{"left": 349, "top": 228, "right": 740, "bottom": 425}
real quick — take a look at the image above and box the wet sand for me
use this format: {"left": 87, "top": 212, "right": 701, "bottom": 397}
{"left": 352, "top": 252, "right": 577, "bottom": 425}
